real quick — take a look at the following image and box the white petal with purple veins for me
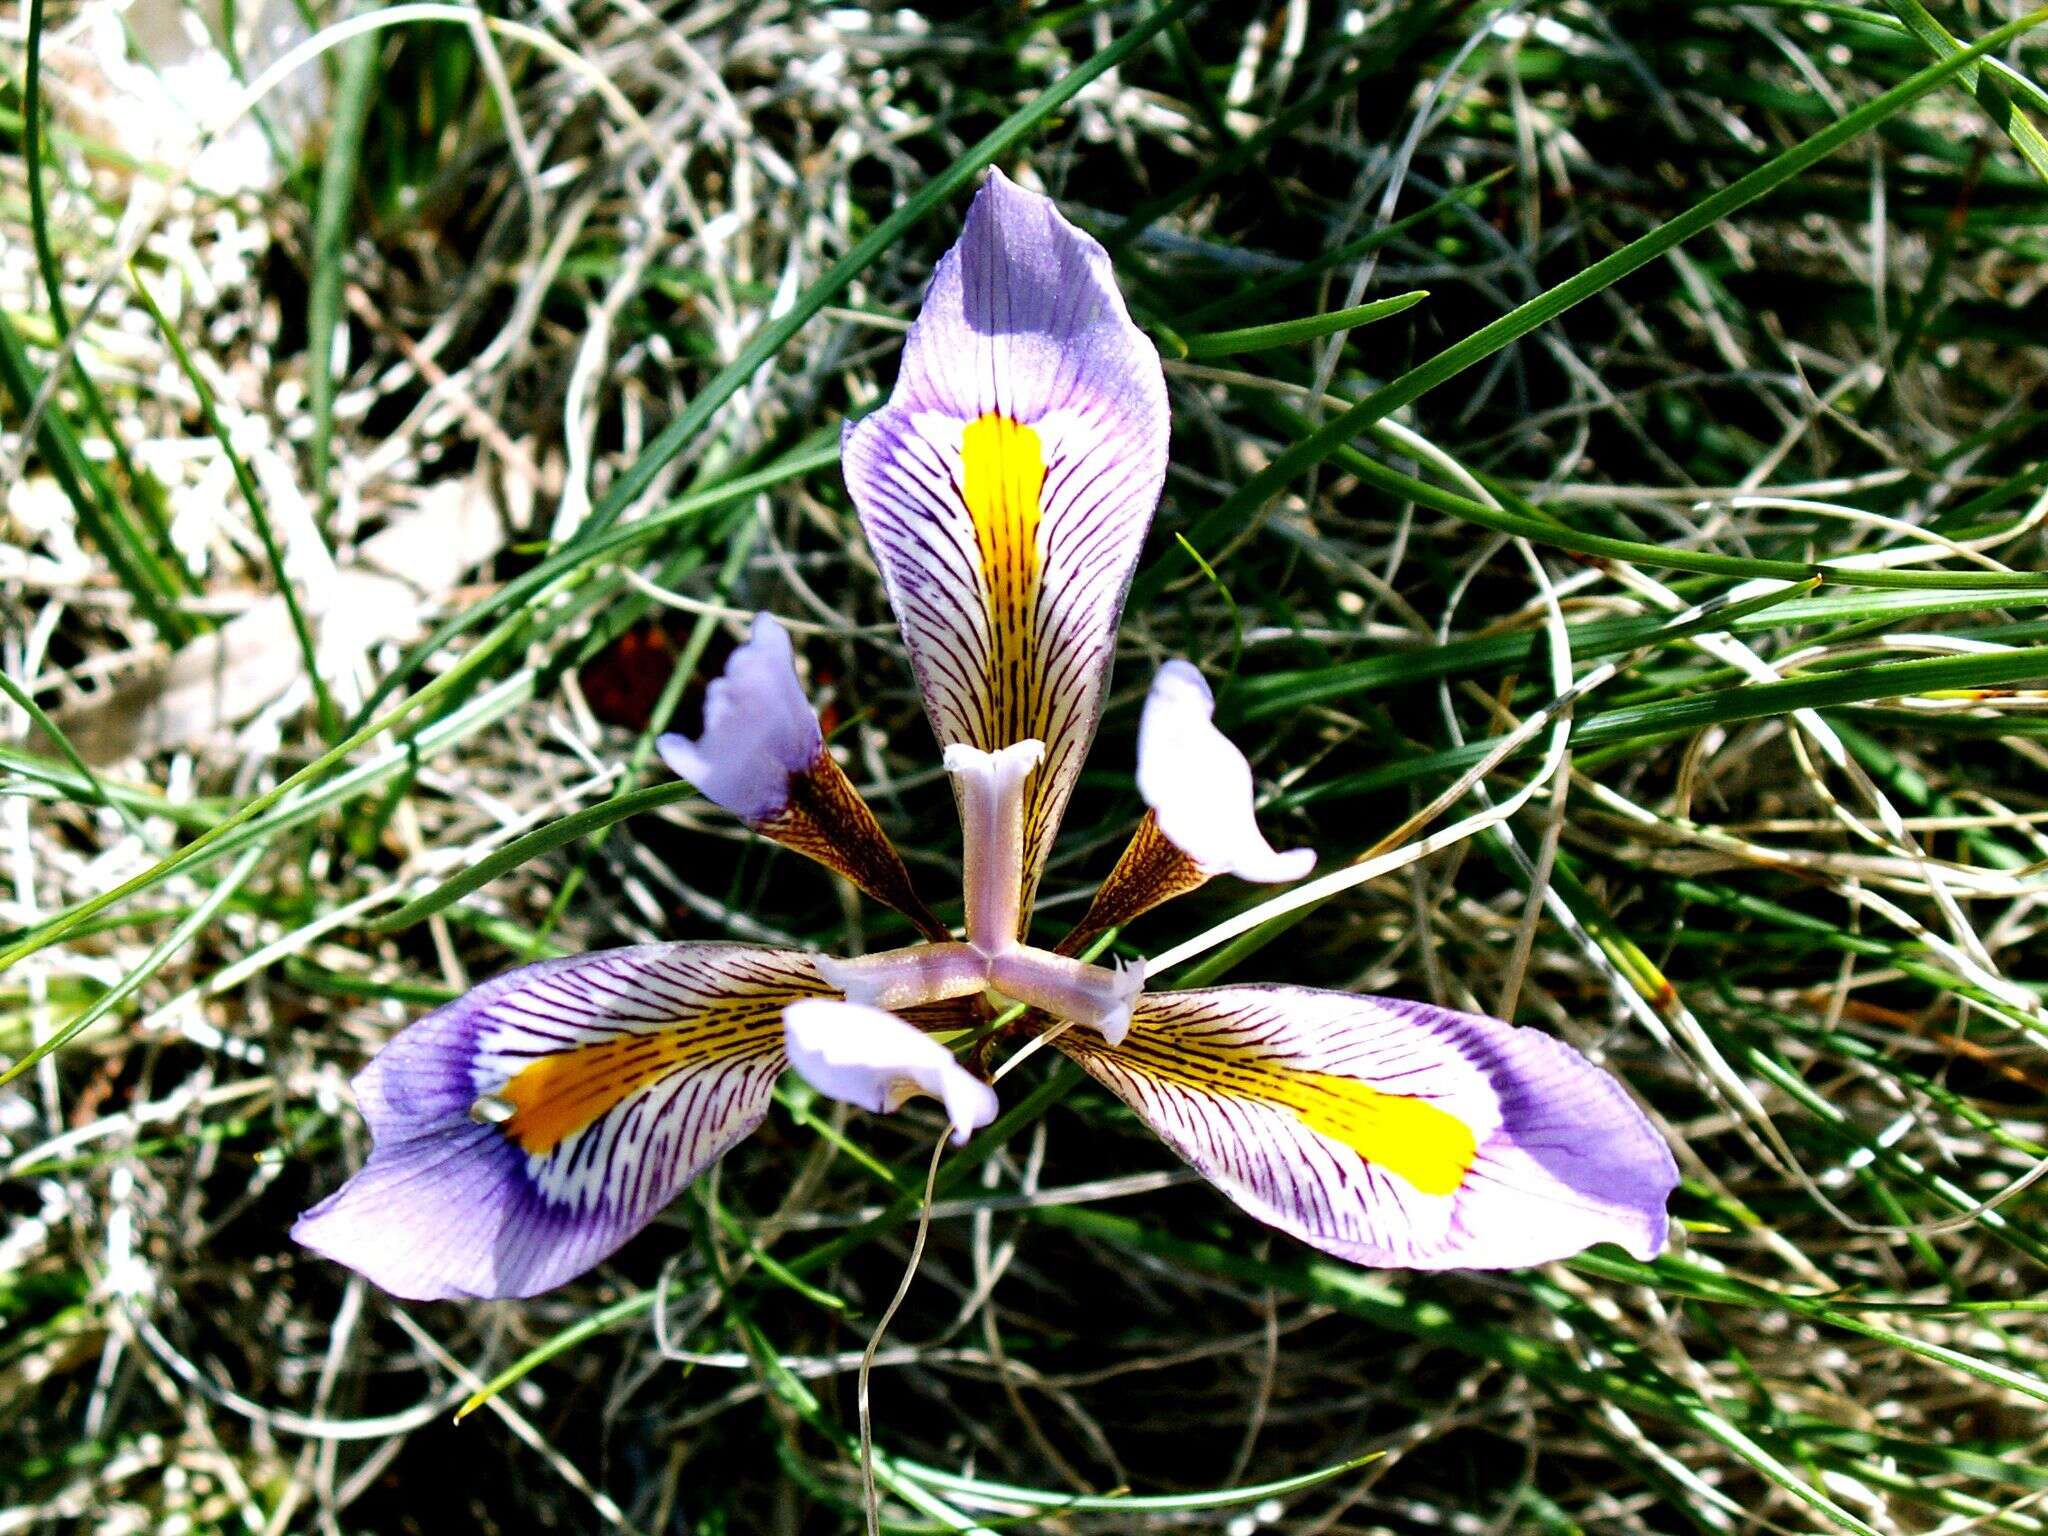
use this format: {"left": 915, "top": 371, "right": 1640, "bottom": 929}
{"left": 1058, "top": 986, "right": 1676, "bottom": 1270}
{"left": 293, "top": 944, "right": 829, "bottom": 1300}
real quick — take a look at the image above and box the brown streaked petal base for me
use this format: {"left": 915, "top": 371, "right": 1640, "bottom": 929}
{"left": 898, "top": 992, "right": 996, "bottom": 1037}
{"left": 756, "top": 750, "right": 951, "bottom": 941}
{"left": 1056, "top": 810, "right": 1213, "bottom": 957}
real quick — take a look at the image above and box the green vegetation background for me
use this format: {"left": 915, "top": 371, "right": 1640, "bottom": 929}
{"left": 5, "top": 1, "right": 2048, "bottom": 1531}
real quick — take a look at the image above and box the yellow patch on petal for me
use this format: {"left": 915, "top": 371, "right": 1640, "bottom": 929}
{"left": 961, "top": 413, "right": 1045, "bottom": 745}
{"left": 1264, "top": 1069, "right": 1478, "bottom": 1196}
{"left": 498, "top": 1013, "right": 777, "bottom": 1155}
{"left": 500, "top": 1036, "right": 689, "bottom": 1154}
{"left": 1118, "top": 1042, "right": 1479, "bottom": 1196}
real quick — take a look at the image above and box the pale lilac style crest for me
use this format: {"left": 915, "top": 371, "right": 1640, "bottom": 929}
{"left": 783, "top": 999, "right": 998, "bottom": 1147}
{"left": 295, "top": 170, "right": 1676, "bottom": 1305}
{"left": 1137, "top": 660, "right": 1317, "bottom": 882}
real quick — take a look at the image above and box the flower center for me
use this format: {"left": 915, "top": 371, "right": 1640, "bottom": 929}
{"left": 810, "top": 738, "right": 1148, "bottom": 1045}
{"left": 819, "top": 940, "right": 1143, "bottom": 1046}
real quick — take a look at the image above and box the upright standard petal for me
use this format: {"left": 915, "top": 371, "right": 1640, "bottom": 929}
{"left": 293, "top": 944, "right": 830, "bottom": 1300}
{"left": 1057, "top": 987, "right": 1675, "bottom": 1270}
{"left": 843, "top": 169, "right": 1169, "bottom": 925}
{"left": 660, "top": 616, "right": 946, "bottom": 940}
{"left": 783, "top": 998, "right": 999, "bottom": 1146}
{"left": 1060, "top": 660, "right": 1313, "bottom": 954}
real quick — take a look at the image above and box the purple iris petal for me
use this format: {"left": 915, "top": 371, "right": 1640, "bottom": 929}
{"left": 1058, "top": 986, "right": 1676, "bottom": 1269}
{"left": 293, "top": 944, "right": 826, "bottom": 1300}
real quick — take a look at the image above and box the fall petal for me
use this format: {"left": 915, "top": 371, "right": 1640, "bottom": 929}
{"left": 1057, "top": 987, "right": 1675, "bottom": 1270}
{"left": 293, "top": 944, "right": 829, "bottom": 1300}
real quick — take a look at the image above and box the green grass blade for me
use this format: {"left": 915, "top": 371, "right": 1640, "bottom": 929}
{"left": 306, "top": 30, "right": 379, "bottom": 527}
{"left": 1574, "top": 646, "right": 2048, "bottom": 747}
{"left": 1883, "top": 0, "right": 2048, "bottom": 182}
{"left": 0, "top": 314, "right": 194, "bottom": 644}
{"left": 1177, "top": 290, "right": 1428, "bottom": 358}
{"left": 16, "top": 0, "right": 197, "bottom": 633}
{"left": 368, "top": 780, "right": 697, "bottom": 931}
{"left": 1163, "top": 6, "right": 2048, "bottom": 574}
{"left": 15, "top": 844, "right": 264, "bottom": 1070}
{"left": 1172, "top": 169, "right": 1509, "bottom": 330}
{"left": 895, "top": 1451, "right": 1384, "bottom": 1513}
{"left": 1306, "top": 420, "right": 2048, "bottom": 590}
{"left": 0, "top": 673, "right": 155, "bottom": 848}
{"left": 560, "top": 0, "right": 1196, "bottom": 549}
{"left": 1028, "top": 1206, "right": 1883, "bottom": 1536}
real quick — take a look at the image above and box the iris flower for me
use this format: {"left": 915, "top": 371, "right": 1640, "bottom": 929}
{"left": 295, "top": 172, "right": 1677, "bottom": 1302}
